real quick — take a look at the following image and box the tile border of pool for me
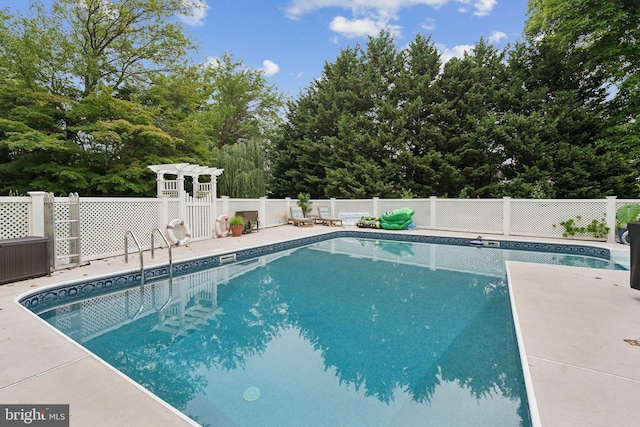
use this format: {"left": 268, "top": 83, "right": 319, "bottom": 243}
{"left": 19, "top": 230, "right": 614, "bottom": 313}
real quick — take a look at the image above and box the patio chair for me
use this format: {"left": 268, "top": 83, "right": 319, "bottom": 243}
{"left": 317, "top": 206, "right": 343, "bottom": 227}
{"left": 289, "top": 206, "right": 314, "bottom": 227}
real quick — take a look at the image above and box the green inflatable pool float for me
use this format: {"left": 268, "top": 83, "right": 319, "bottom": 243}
{"left": 356, "top": 216, "right": 382, "bottom": 229}
{"left": 380, "top": 208, "right": 415, "bottom": 230}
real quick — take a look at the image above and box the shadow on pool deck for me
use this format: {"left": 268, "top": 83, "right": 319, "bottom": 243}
{"left": 0, "top": 225, "right": 635, "bottom": 426}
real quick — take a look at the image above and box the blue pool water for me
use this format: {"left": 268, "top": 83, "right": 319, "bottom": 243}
{"left": 34, "top": 238, "right": 624, "bottom": 426}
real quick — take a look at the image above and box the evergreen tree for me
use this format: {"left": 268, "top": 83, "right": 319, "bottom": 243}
{"left": 495, "top": 41, "right": 636, "bottom": 198}
{"left": 398, "top": 34, "right": 444, "bottom": 197}
{"left": 270, "top": 45, "right": 366, "bottom": 198}
{"left": 323, "top": 31, "right": 403, "bottom": 198}
{"left": 432, "top": 39, "right": 508, "bottom": 197}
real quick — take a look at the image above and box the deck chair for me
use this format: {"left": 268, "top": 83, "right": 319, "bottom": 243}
{"left": 289, "top": 206, "right": 314, "bottom": 227}
{"left": 317, "top": 206, "right": 343, "bottom": 227}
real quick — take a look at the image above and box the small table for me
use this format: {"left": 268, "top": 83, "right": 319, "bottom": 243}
{"left": 235, "top": 211, "right": 259, "bottom": 233}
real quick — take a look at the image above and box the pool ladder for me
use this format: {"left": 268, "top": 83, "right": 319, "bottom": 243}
{"left": 123, "top": 229, "right": 174, "bottom": 319}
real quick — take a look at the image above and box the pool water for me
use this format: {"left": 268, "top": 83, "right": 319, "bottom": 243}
{"left": 36, "top": 238, "right": 623, "bottom": 426}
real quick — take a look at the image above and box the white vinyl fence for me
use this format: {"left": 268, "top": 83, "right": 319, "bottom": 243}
{"left": 0, "top": 193, "right": 635, "bottom": 269}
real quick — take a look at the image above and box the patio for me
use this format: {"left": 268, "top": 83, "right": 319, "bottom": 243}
{"left": 0, "top": 226, "right": 636, "bottom": 426}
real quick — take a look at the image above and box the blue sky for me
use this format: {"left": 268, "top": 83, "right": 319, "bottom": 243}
{"left": 6, "top": 0, "right": 530, "bottom": 98}
{"left": 185, "top": 0, "right": 529, "bottom": 97}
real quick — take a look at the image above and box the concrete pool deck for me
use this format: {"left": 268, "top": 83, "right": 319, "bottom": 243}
{"left": 0, "top": 226, "right": 636, "bottom": 426}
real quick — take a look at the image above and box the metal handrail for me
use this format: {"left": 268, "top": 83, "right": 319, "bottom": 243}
{"left": 151, "top": 227, "right": 173, "bottom": 311}
{"left": 124, "top": 230, "right": 144, "bottom": 319}
{"left": 124, "top": 230, "right": 144, "bottom": 273}
{"left": 151, "top": 227, "right": 173, "bottom": 282}
{"left": 124, "top": 230, "right": 144, "bottom": 288}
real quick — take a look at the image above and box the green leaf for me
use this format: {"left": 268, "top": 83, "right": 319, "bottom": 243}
{"left": 616, "top": 204, "right": 640, "bottom": 228}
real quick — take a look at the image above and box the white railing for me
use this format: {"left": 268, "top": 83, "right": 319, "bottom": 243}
{"left": 1, "top": 194, "right": 636, "bottom": 266}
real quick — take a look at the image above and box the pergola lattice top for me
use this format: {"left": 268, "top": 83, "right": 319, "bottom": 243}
{"left": 147, "top": 163, "right": 223, "bottom": 178}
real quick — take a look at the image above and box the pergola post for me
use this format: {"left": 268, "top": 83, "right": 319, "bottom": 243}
{"left": 177, "top": 170, "right": 186, "bottom": 221}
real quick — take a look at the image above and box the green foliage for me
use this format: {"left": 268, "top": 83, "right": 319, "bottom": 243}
{"left": 0, "top": 3, "right": 284, "bottom": 197}
{"left": 229, "top": 215, "right": 246, "bottom": 227}
{"left": 554, "top": 216, "right": 610, "bottom": 239}
{"left": 271, "top": 28, "right": 638, "bottom": 200}
{"left": 297, "top": 192, "right": 312, "bottom": 217}
{"left": 1, "top": 4, "right": 638, "bottom": 199}
{"left": 525, "top": 1, "right": 640, "bottom": 192}
{"left": 616, "top": 204, "right": 640, "bottom": 229}
{"left": 399, "top": 188, "right": 416, "bottom": 199}
{"left": 525, "top": 0, "right": 640, "bottom": 87}
{"left": 199, "top": 54, "right": 285, "bottom": 149}
{"left": 212, "top": 140, "right": 267, "bottom": 198}
{"left": 271, "top": 31, "right": 441, "bottom": 199}
{"left": 1, "top": 0, "right": 198, "bottom": 97}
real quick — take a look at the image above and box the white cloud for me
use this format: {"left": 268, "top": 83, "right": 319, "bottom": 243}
{"left": 284, "top": 0, "right": 498, "bottom": 19}
{"left": 456, "top": 0, "right": 496, "bottom": 16}
{"left": 284, "top": 0, "right": 450, "bottom": 37}
{"left": 283, "top": 0, "right": 496, "bottom": 41}
{"left": 203, "top": 56, "right": 220, "bottom": 68}
{"left": 488, "top": 30, "right": 507, "bottom": 44}
{"left": 438, "top": 44, "right": 473, "bottom": 64}
{"left": 421, "top": 17, "right": 436, "bottom": 31}
{"left": 178, "top": 0, "right": 209, "bottom": 26}
{"left": 285, "top": 1, "right": 447, "bottom": 19}
{"left": 472, "top": 0, "right": 496, "bottom": 16}
{"left": 262, "top": 60, "right": 280, "bottom": 76}
{"left": 330, "top": 16, "right": 388, "bottom": 38}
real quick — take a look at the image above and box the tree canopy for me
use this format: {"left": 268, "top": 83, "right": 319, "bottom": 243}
{"left": 0, "top": 1, "right": 637, "bottom": 199}
{"left": 0, "top": 0, "right": 199, "bottom": 98}
{"left": 0, "top": 1, "right": 284, "bottom": 196}
{"left": 525, "top": 0, "right": 640, "bottom": 185}
{"left": 269, "top": 31, "right": 637, "bottom": 199}
{"left": 525, "top": 0, "right": 640, "bottom": 88}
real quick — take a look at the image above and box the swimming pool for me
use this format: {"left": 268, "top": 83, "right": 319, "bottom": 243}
{"left": 23, "top": 233, "right": 625, "bottom": 426}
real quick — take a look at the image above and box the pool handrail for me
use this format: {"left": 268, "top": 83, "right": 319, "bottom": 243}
{"left": 124, "top": 230, "right": 144, "bottom": 283}
{"left": 151, "top": 227, "right": 173, "bottom": 311}
{"left": 151, "top": 227, "right": 173, "bottom": 279}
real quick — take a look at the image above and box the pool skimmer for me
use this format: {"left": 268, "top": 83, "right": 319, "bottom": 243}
{"left": 220, "top": 253, "right": 237, "bottom": 264}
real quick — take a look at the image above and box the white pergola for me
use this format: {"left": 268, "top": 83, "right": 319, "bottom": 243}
{"left": 147, "top": 163, "right": 224, "bottom": 199}
{"left": 148, "top": 164, "right": 224, "bottom": 231}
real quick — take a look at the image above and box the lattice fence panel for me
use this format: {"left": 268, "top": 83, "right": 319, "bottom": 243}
{"left": 168, "top": 200, "right": 179, "bottom": 222}
{"left": 0, "top": 198, "right": 30, "bottom": 239}
{"left": 510, "top": 199, "right": 607, "bottom": 239}
{"left": 80, "top": 198, "right": 162, "bottom": 260}
{"left": 435, "top": 199, "right": 503, "bottom": 233}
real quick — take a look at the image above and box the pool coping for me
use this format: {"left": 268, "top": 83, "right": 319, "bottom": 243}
{"left": 0, "top": 226, "right": 633, "bottom": 426}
